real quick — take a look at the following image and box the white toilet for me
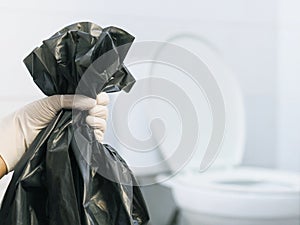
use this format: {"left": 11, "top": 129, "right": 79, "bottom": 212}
{"left": 161, "top": 167, "right": 300, "bottom": 225}
{"left": 155, "top": 68, "right": 300, "bottom": 225}
{"left": 149, "top": 37, "right": 300, "bottom": 225}
{"left": 87, "top": 37, "right": 300, "bottom": 225}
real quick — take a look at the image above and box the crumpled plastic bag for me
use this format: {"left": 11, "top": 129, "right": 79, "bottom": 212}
{"left": 0, "top": 22, "right": 149, "bottom": 225}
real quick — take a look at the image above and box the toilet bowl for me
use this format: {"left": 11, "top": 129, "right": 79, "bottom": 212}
{"left": 160, "top": 167, "right": 300, "bottom": 225}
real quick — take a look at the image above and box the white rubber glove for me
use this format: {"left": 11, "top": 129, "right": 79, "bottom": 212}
{"left": 86, "top": 92, "right": 109, "bottom": 143}
{"left": 0, "top": 93, "right": 109, "bottom": 172}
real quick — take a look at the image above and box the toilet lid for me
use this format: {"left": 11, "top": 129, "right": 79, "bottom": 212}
{"left": 105, "top": 35, "right": 246, "bottom": 177}
{"left": 150, "top": 34, "right": 246, "bottom": 172}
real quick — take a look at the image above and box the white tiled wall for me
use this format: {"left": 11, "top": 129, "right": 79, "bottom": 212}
{"left": 0, "top": 0, "right": 280, "bottom": 169}
{"left": 277, "top": 0, "right": 300, "bottom": 171}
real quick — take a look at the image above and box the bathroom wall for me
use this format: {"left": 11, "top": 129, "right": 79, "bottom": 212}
{"left": 0, "top": 0, "right": 280, "bottom": 169}
{"left": 277, "top": 0, "right": 300, "bottom": 171}
{"left": 0, "top": 1, "right": 298, "bottom": 225}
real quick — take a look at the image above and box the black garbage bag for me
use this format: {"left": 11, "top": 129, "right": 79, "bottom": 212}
{"left": 0, "top": 22, "right": 149, "bottom": 225}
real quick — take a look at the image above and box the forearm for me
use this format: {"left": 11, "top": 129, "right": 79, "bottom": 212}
{"left": 0, "top": 155, "right": 8, "bottom": 178}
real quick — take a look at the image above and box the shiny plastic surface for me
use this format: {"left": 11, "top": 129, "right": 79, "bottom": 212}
{"left": 0, "top": 22, "right": 149, "bottom": 225}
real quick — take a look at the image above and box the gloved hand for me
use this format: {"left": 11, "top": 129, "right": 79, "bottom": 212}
{"left": 0, "top": 93, "right": 109, "bottom": 172}
{"left": 87, "top": 92, "right": 109, "bottom": 143}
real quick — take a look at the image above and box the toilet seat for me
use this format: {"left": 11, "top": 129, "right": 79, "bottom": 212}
{"left": 159, "top": 166, "right": 300, "bottom": 219}
{"left": 173, "top": 167, "right": 300, "bottom": 194}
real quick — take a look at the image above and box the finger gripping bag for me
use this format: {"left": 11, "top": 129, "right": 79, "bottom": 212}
{"left": 0, "top": 22, "right": 150, "bottom": 225}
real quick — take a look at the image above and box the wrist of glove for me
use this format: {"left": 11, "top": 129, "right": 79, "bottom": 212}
{"left": 0, "top": 93, "right": 109, "bottom": 172}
